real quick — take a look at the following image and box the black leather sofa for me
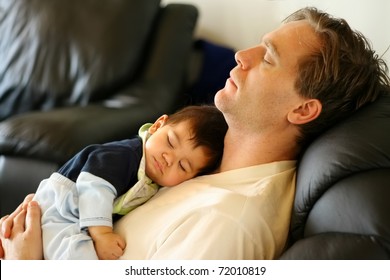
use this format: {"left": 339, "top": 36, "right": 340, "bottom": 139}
{"left": 280, "top": 89, "right": 390, "bottom": 259}
{"left": 0, "top": 0, "right": 198, "bottom": 215}
{"left": 1, "top": 0, "right": 390, "bottom": 260}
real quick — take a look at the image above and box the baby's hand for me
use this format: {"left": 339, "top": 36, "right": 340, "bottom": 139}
{"left": 89, "top": 226, "right": 126, "bottom": 260}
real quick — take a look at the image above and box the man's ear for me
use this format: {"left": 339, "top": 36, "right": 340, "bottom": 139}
{"left": 148, "top": 115, "right": 169, "bottom": 134}
{"left": 288, "top": 99, "right": 322, "bottom": 125}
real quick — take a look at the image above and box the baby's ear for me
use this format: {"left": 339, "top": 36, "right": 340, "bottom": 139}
{"left": 288, "top": 99, "right": 322, "bottom": 125}
{"left": 148, "top": 115, "right": 169, "bottom": 134}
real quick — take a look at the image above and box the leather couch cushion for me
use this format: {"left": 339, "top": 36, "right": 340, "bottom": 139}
{"left": 280, "top": 232, "right": 389, "bottom": 259}
{"left": 290, "top": 92, "right": 390, "bottom": 241}
{"left": 0, "top": 0, "right": 160, "bottom": 120}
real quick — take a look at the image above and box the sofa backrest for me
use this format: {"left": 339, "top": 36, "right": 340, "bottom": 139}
{"left": 288, "top": 89, "right": 390, "bottom": 256}
{"left": 0, "top": 0, "right": 161, "bottom": 120}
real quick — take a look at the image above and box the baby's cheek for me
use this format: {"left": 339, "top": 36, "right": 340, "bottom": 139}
{"left": 161, "top": 172, "right": 188, "bottom": 187}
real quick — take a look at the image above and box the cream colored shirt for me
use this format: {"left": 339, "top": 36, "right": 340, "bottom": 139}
{"left": 114, "top": 160, "right": 296, "bottom": 260}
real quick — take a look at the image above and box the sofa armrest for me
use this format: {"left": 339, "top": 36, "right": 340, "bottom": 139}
{"left": 0, "top": 104, "right": 152, "bottom": 164}
{"left": 115, "top": 4, "right": 199, "bottom": 111}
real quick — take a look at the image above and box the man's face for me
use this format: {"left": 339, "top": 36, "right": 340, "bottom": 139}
{"left": 214, "top": 20, "right": 321, "bottom": 133}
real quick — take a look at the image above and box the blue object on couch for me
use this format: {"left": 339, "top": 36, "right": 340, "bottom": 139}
{"left": 188, "top": 39, "right": 236, "bottom": 104}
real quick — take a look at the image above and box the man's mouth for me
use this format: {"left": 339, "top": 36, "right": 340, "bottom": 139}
{"left": 227, "top": 77, "right": 234, "bottom": 84}
{"left": 228, "top": 72, "right": 238, "bottom": 88}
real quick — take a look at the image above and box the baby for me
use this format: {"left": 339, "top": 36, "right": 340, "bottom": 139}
{"left": 33, "top": 105, "right": 228, "bottom": 259}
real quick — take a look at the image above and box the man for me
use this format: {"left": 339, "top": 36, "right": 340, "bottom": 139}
{"left": 1, "top": 7, "right": 389, "bottom": 259}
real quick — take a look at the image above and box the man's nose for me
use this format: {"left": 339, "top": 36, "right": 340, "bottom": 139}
{"left": 235, "top": 46, "right": 261, "bottom": 70}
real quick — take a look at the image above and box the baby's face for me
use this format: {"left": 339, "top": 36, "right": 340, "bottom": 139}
{"left": 144, "top": 121, "right": 209, "bottom": 187}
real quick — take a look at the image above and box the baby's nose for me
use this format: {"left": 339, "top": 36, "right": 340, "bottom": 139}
{"left": 162, "top": 152, "right": 173, "bottom": 167}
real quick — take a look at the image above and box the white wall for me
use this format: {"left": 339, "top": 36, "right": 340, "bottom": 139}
{"left": 162, "top": 0, "right": 390, "bottom": 64}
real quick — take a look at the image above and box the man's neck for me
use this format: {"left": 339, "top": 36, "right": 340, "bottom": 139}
{"left": 218, "top": 128, "right": 298, "bottom": 172}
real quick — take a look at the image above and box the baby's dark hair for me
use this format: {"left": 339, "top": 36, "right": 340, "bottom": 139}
{"left": 166, "top": 105, "right": 228, "bottom": 175}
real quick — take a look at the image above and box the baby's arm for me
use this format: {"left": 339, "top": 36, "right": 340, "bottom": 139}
{"left": 89, "top": 226, "right": 126, "bottom": 260}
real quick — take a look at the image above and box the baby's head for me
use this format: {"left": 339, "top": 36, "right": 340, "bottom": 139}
{"left": 144, "top": 105, "right": 228, "bottom": 187}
